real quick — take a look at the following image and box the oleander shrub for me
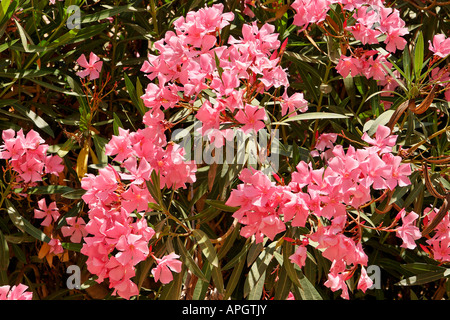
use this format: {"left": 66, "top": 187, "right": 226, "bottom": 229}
{"left": 0, "top": 0, "right": 449, "bottom": 300}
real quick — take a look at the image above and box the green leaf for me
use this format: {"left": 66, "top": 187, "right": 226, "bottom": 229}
{"left": 275, "top": 112, "right": 349, "bottom": 124}
{"left": 364, "top": 109, "right": 395, "bottom": 136}
{"left": 214, "top": 51, "right": 223, "bottom": 78}
{"left": 414, "top": 31, "right": 424, "bottom": 80}
{"left": 192, "top": 261, "right": 212, "bottom": 300}
{"left": 92, "top": 134, "right": 109, "bottom": 165}
{"left": 274, "top": 265, "right": 292, "bottom": 300}
{"left": 224, "top": 247, "right": 247, "bottom": 300}
{"left": 217, "top": 223, "right": 239, "bottom": 260}
{"left": 401, "top": 263, "right": 447, "bottom": 274}
{"left": 14, "top": 19, "right": 32, "bottom": 52}
{"left": 16, "top": 185, "right": 75, "bottom": 195}
{"left": 222, "top": 241, "right": 251, "bottom": 271}
{"left": 0, "top": 230, "right": 9, "bottom": 281}
{"left": 192, "top": 230, "right": 219, "bottom": 267}
{"left": 175, "top": 237, "right": 208, "bottom": 282}
{"left": 12, "top": 103, "right": 55, "bottom": 138}
{"left": 205, "top": 199, "right": 239, "bottom": 213}
{"left": 6, "top": 199, "right": 50, "bottom": 243}
{"left": 192, "top": 229, "right": 224, "bottom": 294}
{"left": 396, "top": 269, "right": 450, "bottom": 286}
{"left": 112, "top": 112, "right": 123, "bottom": 136}
{"left": 402, "top": 46, "right": 412, "bottom": 85}
{"left": 62, "top": 189, "right": 87, "bottom": 200}
{"left": 282, "top": 241, "right": 303, "bottom": 289}
{"left": 248, "top": 270, "right": 266, "bottom": 300}
{"left": 297, "top": 270, "right": 323, "bottom": 300}
{"left": 81, "top": 3, "right": 140, "bottom": 24}
{"left": 61, "top": 242, "right": 82, "bottom": 252}
{"left": 244, "top": 242, "right": 276, "bottom": 298}
{"left": 124, "top": 73, "right": 146, "bottom": 116}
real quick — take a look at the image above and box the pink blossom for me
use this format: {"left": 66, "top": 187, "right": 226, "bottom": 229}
{"left": 151, "top": 253, "right": 182, "bottom": 284}
{"left": 292, "top": 0, "right": 330, "bottom": 29}
{"left": 381, "top": 153, "right": 412, "bottom": 190}
{"left": 423, "top": 207, "right": 450, "bottom": 262}
{"left": 361, "top": 125, "right": 397, "bottom": 154}
{"left": 34, "top": 199, "right": 60, "bottom": 226}
{"left": 61, "top": 217, "right": 88, "bottom": 243}
{"left": 0, "top": 284, "right": 33, "bottom": 300}
{"left": 357, "top": 266, "right": 374, "bottom": 293}
{"left": 289, "top": 245, "right": 307, "bottom": 269}
{"left": 336, "top": 55, "right": 362, "bottom": 78}
{"left": 281, "top": 91, "right": 308, "bottom": 116}
{"left": 76, "top": 52, "right": 103, "bottom": 80}
{"left": 429, "top": 34, "right": 450, "bottom": 58}
{"left": 115, "top": 234, "right": 149, "bottom": 266}
{"left": 259, "top": 215, "right": 286, "bottom": 240}
{"left": 106, "top": 257, "right": 139, "bottom": 299}
{"left": 234, "top": 104, "right": 267, "bottom": 134}
{"left": 395, "top": 209, "right": 422, "bottom": 250}
{"left": 384, "top": 27, "right": 408, "bottom": 53}
{"left": 347, "top": 23, "right": 381, "bottom": 45}
{"left": 121, "top": 184, "right": 153, "bottom": 214}
{"left": 0, "top": 129, "right": 63, "bottom": 183}
{"left": 44, "top": 155, "right": 64, "bottom": 175}
{"left": 48, "top": 238, "right": 64, "bottom": 255}
{"left": 105, "top": 128, "right": 133, "bottom": 163}
{"left": 324, "top": 261, "right": 350, "bottom": 300}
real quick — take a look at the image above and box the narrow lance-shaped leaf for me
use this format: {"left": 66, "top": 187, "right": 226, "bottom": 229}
{"left": 176, "top": 237, "right": 208, "bottom": 282}
{"left": 6, "top": 199, "right": 51, "bottom": 243}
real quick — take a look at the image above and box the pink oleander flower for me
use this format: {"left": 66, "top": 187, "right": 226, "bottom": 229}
{"left": 291, "top": 0, "right": 330, "bottom": 29}
{"left": 336, "top": 55, "right": 362, "bottom": 78}
{"left": 395, "top": 209, "right": 422, "bottom": 250}
{"left": 384, "top": 27, "right": 408, "bottom": 53}
{"left": 281, "top": 91, "right": 308, "bottom": 116}
{"left": 34, "top": 198, "right": 60, "bottom": 226}
{"left": 48, "top": 238, "right": 64, "bottom": 255}
{"left": 61, "top": 217, "right": 88, "bottom": 243}
{"left": 324, "top": 260, "right": 350, "bottom": 300}
{"left": 361, "top": 125, "right": 397, "bottom": 154}
{"left": 76, "top": 52, "right": 103, "bottom": 80}
{"left": 423, "top": 207, "right": 450, "bottom": 262}
{"left": 381, "top": 153, "right": 412, "bottom": 190}
{"left": 289, "top": 245, "right": 307, "bottom": 269}
{"left": 234, "top": 104, "right": 267, "bottom": 134}
{"left": 0, "top": 284, "right": 33, "bottom": 300}
{"left": 357, "top": 266, "right": 374, "bottom": 293}
{"left": 115, "top": 234, "right": 150, "bottom": 266}
{"left": 151, "top": 253, "right": 182, "bottom": 284}
{"left": 429, "top": 34, "right": 450, "bottom": 58}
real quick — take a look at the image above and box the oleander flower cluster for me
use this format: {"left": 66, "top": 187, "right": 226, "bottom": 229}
{"left": 423, "top": 206, "right": 450, "bottom": 262}
{"left": 79, "top": 112, "right": 195, "bottom": 299}
{"left": 226, "top": 125, "right": 415, "bottom": 299}
{"left": 140, "top": 3, "right": 307, "bottom": 148}
{"left": 292, "top": 0, "right": 408, "bottom": 81}
{"left": 0, "top": 129, "right": 63, "bottom": 184}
